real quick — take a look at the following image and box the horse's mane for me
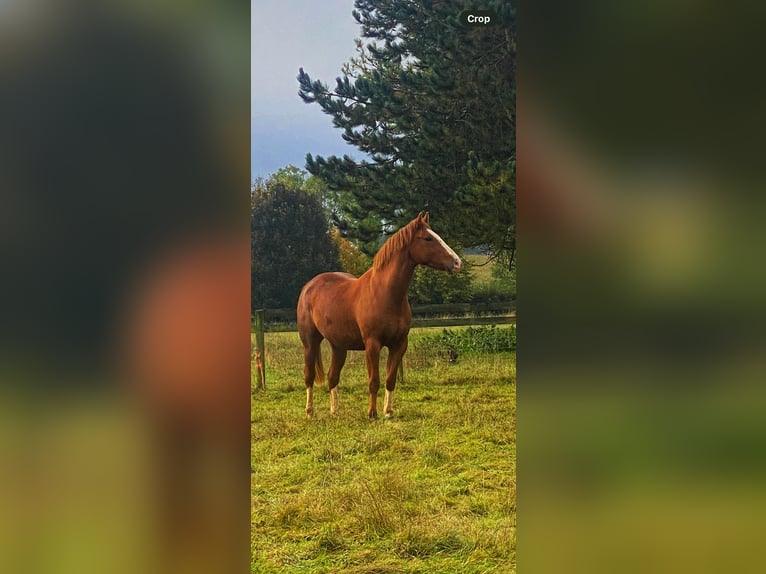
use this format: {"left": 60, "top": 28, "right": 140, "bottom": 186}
{"left": 372, "top": 218, "right": 420, "bottom": 271}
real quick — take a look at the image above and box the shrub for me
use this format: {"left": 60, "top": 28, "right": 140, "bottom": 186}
{"left": 332, "top": 229, "right": 371, "bottom": 277}
{"left": 417, "top": 325, "right": 516, "bottom": 356}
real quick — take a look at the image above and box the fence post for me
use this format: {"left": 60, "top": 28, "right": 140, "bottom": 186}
{"left": 254, "top": 309, "right": 266, "bottom": 390}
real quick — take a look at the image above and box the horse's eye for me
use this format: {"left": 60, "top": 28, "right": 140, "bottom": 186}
{"left": 424, "top": 236, "right": 433, "bottom": 242}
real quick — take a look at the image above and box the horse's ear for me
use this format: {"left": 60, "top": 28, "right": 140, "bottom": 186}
{"left": 423, "top": 211, "right": 430, "bottom": 223}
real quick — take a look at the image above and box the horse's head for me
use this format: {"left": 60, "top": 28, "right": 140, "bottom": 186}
{"left": 409, "top": 212, "right": 462, "bottom": 273}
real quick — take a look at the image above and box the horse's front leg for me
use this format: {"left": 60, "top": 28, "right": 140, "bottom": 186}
{"left": 328, "top": 345, "right": 347, "bottom": 415}
{"left": 364, "top": 339, "right": 382, "bottom": 419}
{"left": 384, "top": 338, "right": 408, "bottom": 418}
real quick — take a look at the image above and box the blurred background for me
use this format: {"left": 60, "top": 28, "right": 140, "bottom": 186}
{"left": 520, "top": 1, "right": 766, "bottom": 573}
{"left": 0, "top": 1, "right": 249, "bottom": 573}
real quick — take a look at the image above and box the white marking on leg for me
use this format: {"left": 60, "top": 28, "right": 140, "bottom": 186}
{"left": 330, "top": 387, "right": 339, "bottom": 414}
{"left": 384, "top": 389, "right": 394, "bottom": 417}
{"left": 427, "top": 229, "right": 462, "bottom": 270}
{"left": 306, "top": 387, "right": 314, "bottom": 415}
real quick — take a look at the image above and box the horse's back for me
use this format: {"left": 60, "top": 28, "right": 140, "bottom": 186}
{"left": 299, "top": 272, "right": 357, "bottom": 305}
{"left": 297, "top": 272, "right": 364, "bottom": 349}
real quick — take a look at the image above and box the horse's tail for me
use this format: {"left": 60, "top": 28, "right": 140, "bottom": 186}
{"left": 314, "top": 349, "right": 325, "bottom": 384}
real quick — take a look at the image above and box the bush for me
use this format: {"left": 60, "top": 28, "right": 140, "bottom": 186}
{"left": 332, "top": 229, "right": 371, "bottom": 277}
{"left": 417, "top": 325, "right": 516, "bottom": 356}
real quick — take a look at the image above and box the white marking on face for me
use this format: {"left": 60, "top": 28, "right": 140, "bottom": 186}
{"left": 427, "top": 229, "right": 462, "bottom": 270}
{"left": 384, "top": 389, "right": 393, "bottom": 415}
{"left": 330, "top": 387, "right": 339, "bottom": 414}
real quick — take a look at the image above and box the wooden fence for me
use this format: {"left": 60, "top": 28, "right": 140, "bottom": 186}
{"left": 251, "top": 302, "right": 514, "bottom": 390}
{"left": 253, "top": 309, "right": 266, "bottom": 389}
{"left": 255, "top": 301, "right": 515, "bottom": 330}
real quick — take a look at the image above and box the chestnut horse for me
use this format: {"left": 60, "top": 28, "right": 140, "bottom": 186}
{"left": 297, "top": 212, "right": 462, "bottom": 419}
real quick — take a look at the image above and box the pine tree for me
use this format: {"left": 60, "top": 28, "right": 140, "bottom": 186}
{"left": 298, "top": 0, "right": 515, "bottom": 267}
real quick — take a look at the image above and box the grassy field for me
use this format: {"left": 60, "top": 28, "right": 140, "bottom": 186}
{"left": 251, "top": 327, "right": 516, "bottom": 573}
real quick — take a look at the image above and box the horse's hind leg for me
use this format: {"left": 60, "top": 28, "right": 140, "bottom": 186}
{"left": 364, "top": 339, "right": 382, "bottom": 419}
{"left": 328, "top": 345, "right": 347, "bottom": 415}
{"left": 301, "top": 331, "right": 322, "bottom": 416}
{"left": 384, "top": 338, "right": 408, "bottom": 418}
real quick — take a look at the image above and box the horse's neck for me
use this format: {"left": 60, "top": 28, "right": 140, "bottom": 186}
{"left": 367, "top": 251, "right": 415, "bottom": 304}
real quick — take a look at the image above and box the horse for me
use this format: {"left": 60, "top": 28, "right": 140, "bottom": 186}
{"left": 297, "top": 212, "right": 462, "bottom": 419}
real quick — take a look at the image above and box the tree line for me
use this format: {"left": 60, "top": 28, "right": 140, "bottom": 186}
{"left": 251, "top": 167, "right": 495, "bottom": 310}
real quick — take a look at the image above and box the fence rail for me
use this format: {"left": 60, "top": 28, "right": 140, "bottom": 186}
{"left": 412, "top": 314, "right": 515, "bottom": 328}
{"left": 255, "top": 301, "right": 515, "bottom": 328}
{"left": 253, "top": 309, "right": 266, "bottom": 389}
{"left": 251, "top": 304, "right": 515, "bottom": 389}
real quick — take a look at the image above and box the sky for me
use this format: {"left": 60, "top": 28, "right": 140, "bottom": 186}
{"left": 251, "top": 0, "right": 365, "bottom": 180}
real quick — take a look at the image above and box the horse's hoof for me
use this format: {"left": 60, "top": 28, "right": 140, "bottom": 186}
{"left": 384, "top": 412, "right": 393, "bottom": 419}
{"left": 369, "top": 411, "right": 378, "bottom": 420}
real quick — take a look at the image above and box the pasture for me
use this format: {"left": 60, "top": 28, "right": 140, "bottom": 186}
{"left": 251, "top": 326, "right": 516, "bottom": 573}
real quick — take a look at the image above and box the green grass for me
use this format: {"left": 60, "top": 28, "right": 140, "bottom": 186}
{"left": 251, "top": 327, "right": 516, "bottom": 573}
